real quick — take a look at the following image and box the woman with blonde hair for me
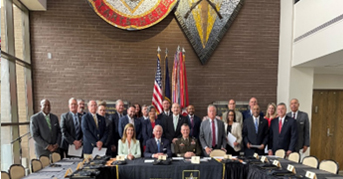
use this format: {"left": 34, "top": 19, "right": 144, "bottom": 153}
{"left": 118, "top": 123, "right": 141, "bottom": 160}
{"left": 264, "top": 103, "right": 277, "bottom": 127}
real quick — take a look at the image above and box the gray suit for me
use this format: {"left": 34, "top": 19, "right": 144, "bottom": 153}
{"left": 199, "top": 118, "right": 227, "bottom": 156}
{"left": 286, "top": 111, "right": 310, "bottom": 151}
{"left": 30, "top": 112, "right": 61, "bottom": 157}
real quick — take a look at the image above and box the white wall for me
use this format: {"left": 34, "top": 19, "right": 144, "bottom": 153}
{"left": 293, "top": 0, "right": 343, "bottom": 66}
{"left": 313, "top": 74, "right": 343, "bottom": 89}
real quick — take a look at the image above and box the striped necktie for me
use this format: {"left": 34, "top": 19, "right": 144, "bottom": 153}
{"left": 74, "top": 114, "right": 80, "bottom": 139}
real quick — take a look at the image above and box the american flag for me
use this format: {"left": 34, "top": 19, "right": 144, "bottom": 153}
{"left": 152, "top": 54, "right": 163, "bottom": 114}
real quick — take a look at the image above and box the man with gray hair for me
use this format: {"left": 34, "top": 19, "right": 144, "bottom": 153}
{"left": 144, "top": 125, "right": 172, "bottom": 158}
{"left": 77, "top": 99, "right": 86, "bottom": 115}
{"left": 60, "top": 98, "right": 83, "bottom": 157}
{"left": 199, "top": 105, "right": 227, "bottom": 156}
{"left": 30, "top": 99, "right": 61, "bottom": 157}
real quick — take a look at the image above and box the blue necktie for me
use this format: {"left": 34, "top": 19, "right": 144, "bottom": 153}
{"left": 255, "top": 118, "right": 258, "bottom": 134}
{"left": 157, "top": 139, "right": 161, "bottom": 153}
{"left": 74, "top": 114, "right": 80, "bottom": 139}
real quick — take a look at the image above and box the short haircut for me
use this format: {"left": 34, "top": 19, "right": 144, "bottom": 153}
{"left": 40, "top": 99, "right": 48, "bottom": 106}
{"left": 68, "top": 97, "right": 77, "bottom": 105}
{"left": 128, "top": 105, "right": 136, "bottom": 109}
{"left": 147, "top": 105, "right": 155, "bottom": 113}
{"left": 278, "top": 102, "right": 287, "bottom": 107}
{"left": 116, "top": 99, "right": 123, "bottom": 107}
{"left": 290, "top": 98, "right": 299, "bottom": 103}
{"left": 181, "top": 123, "right": 190, "bottom": 128}
{"left": 153, "top": 124, "right": 163, "bottom": 133}
{"left": 77, "top": 99, "right": 85, "bottom": 103}
{"left": 207, "top": 104, "right": 217, "bottom": 112}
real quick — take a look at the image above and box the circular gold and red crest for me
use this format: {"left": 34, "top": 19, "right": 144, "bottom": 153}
{"left": 88, "top": 0, "right": 178, "bottom": 30}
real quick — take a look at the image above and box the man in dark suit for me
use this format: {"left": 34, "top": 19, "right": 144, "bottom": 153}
{"left": 118, "top": 105, "right": 142, "bottom": 140}
{"left": 144, "top": 125, "right": 172, "bottom": 158}
{"left": 157, "top": 100, "right": 173, "bottom": 127}
{"left": 268, "top": 103, "right": 298, "bottom": 157}
{"left": 199, "top": 105, "right": 227, "bottom": 157}
{"left": 60, "top": 98, "right": 83, "bottom": 158}
{"left": 77, "top": 99, "right": 86, "bottom": 116}
{"left": 243, "top": 105, "right": 269, "bottom": 156}
{"left": 108, "top": 99, "right": 126, "bottom": 157}
{"left": 165, "top": 103, "right": 188, "bottom": 143}
{"left": 242, "top": 97, "right": 264, "bottom": 121}
{"left": 81, "top": 100, "right": 108, "bottom": 159}
{"left": 30, "top": 99, "right": 61, "bottom": 157}
{"left": 287, "top": 98, "right": 310, "bottom": 153}
{"left": 186, "top": 105, "right": 201, "bottom": 140}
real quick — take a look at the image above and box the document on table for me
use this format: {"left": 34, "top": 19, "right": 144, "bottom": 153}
{"left": 92, "top": 147, "right": 107, "bottom": 159}
{"left": 40, "top": 167, "right": 64, "bottom": 172}
{"left": 144, "top": 160, "right": 155, "bottom": 163}
{"left": 54, "top": 162, "right": 74, "bottom": 165}
{"left": 172, "top": 157, "right": 184, "bottom": 160}
{"left": 227, "top": 132, "right": 237, "bottom": 149}
{"left": 68, "top": 144, "right": 83, "bottom": 157}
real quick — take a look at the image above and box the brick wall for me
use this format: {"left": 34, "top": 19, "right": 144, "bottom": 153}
{"left": 30, "top": 0, "right": 280, "bottom": 118}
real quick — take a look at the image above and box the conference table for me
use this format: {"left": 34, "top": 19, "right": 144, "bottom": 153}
{"left": 21, "top": 156, "right": 343, "bottom": 179}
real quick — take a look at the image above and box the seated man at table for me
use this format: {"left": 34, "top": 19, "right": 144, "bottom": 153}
{"left": 174, "top": 124, "right": 202, "bottom": 157}
{"left": 144, "top": 125, "right": 172, "bottom": 158}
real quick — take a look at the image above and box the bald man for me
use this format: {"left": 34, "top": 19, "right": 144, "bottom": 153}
{"left": 81, "top": 100, "right": 108, "bottom": 158}
{"left": 242, "top": 97, "right": 264, "bottom": 121}
{"left": 30, "top": 99, "right": 61, "bottom": 157}
{"left": 286, "top": 98, "right": 310, "bottom": 153}
{"left": 165, "top": 103, "right": 188, "bottom": 143}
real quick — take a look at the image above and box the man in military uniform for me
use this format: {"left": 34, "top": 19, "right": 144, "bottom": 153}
{"left": 174, "top": 124, "right": 202, "bottom": 157}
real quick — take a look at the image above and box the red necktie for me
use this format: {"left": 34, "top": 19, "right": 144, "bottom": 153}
{"left": 292, "top": 113, "right": 295, "bottom": 119}
{"left": 212, "top": 119, "right": 216, "bottom": 147}
{"left": 279, "top": 119, "right": 282, "bottom": 134}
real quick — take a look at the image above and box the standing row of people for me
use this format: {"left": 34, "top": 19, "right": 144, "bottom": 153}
{"left": 30, "top": 97, "right": 309, "bottom": 159}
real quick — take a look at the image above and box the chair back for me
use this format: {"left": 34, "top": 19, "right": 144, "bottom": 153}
{"left": 51, "top": 152, "right": 61, "bottom": 163}
{"left": 31, "top": 159, "right": 43, "bottom": 172}
{"left": 302, "top": 156, "right": 319, "bottom": 168}
{"left": 319, "top": 160, "right": 339, "bottom": 174}
{"left": 9, "top": 164, "right": 25, "bottom": 179}
{"left": 275, "top": 149, "right": 285, "bottom": 158}
{"left": 209, "top": 149, "right": 226, "bottom": 157}
{"left": 288, "top": 152, "right": 300, "bottom": 163}
{"left": 39, "top": 155, "right": 50, "bottom": 167}
{"left": 1, "top": 171, "right": 10, "bottom": 179}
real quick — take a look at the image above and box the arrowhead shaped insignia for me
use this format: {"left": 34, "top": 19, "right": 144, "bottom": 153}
{"left": 175, "top": 0, "right": 244, "bottom": 64}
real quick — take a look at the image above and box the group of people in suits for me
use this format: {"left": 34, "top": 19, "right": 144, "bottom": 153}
{"left": 30, "top": 96, "right": 310, "bottom": 160}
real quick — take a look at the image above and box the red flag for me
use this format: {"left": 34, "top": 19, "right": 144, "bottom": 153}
{"left": 152, "top": 53, "right": 163, "bottom": 114}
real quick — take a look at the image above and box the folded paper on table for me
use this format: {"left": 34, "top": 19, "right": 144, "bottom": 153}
{"left": 68, "top": 144, "right": 83, "bottom": 157}
{"left": 227, "top": 132, "right": 237, "bottom": 149}
{"left": 92, "top": 147, "right": 107, "bottom": 159}
{"left": 250, "top": 145, "right": 262, "bottom": 149}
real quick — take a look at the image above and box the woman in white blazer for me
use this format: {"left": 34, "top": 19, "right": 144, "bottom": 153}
{"left": 224, "top": 110, "right": 242, "bottom": 155}
{"left": 118, "top": 123, "right": 141, "bottom": 159}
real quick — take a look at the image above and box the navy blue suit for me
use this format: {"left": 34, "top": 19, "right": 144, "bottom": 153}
{"left": 141, "top": 119, "right": 163, "bottom": 146}
{"left": 187, "top": 115, "right": 201, "bottom": 139}
{"left": 268, "top": 116, "right": 298, "bottom": 153}
{"left": 144, "top": 138, "right": 172, "bottom": 158}
{"left": 81, "top": 113, "right": 108, "bottom": 154}
{"left": 243, "top": 116, "right": 269, "bottom": 156}
{"left": 118, "top": 115, "right": 142, "bottom": 140}
{"left": 242, "top": 109, "right": 264, "bottom": 121}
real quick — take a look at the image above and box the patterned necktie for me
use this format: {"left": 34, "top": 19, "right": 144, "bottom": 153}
{"left": 74, "top": 114, "right": 80, "bottom": 139}
{"left": 93, "top": 114, "right": 98, "bottom": 129}
{"left": 255, "top": 118, "right": 258, "bottom": 134}
{"left": 157, "top": 139, "right": 161, "bottom": 153}
{"left": 279, "top": 119, "right": 282, "bottom": 134}
{"left": 45, "top": 115, "right": 51, "bottom": 130}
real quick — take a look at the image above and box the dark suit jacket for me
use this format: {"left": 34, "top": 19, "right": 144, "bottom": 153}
{"left": 144, "top": 138, "right": 172, "bottom": 158}
{"left": 286, "top": 111, "right": 310, "bottom": 151}
{"left": 242, "top": 109, "right": 264, "bottom": 121}
{"left": 268, "top": 116, "right": 298, "bottom": 153}
{"left": 243, "top": 116, "right": 269, "bottom": 156}
{"left": 141, "top": 119, "right": 163, "bottom": 146}
{"left": 60, "top": 112, "right": 83, "bottom": 150}
{"left": 30, "top": 112, "right": 61, "bottom": 157}
{"left": 118, "top": 115, "right": 142, "bottom": 140}
{"left": 157, "top": 110, "right": 172, "bottom": 130}
{"left": 187, "top": 115, "right": 201, "bottom": 139}
{"left": 165, "top": 115, "right": 188, "bottom": 142}
{"left": 81, "top": 113, "right": 108, "bottom": 154}
{"left": 107, "top": 112, "right": 123, "bottom": 154}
